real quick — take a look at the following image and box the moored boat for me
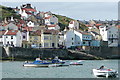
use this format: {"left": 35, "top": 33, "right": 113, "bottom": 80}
{"left": 23, "top": 58, "right": 51, "bottom": 67}
{"left": 93, "top": 67, "right": 118, "bottom": 78}
{"left": 23, "top": 57, "right": 66, "bottom": 67}
{"left": 70, "top": 60, "right": 83, "bottom": 65}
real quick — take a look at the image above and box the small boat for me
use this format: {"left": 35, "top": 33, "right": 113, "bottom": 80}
{"left": 49, "top": 60, "right": 70, "bottom": 67}
{"left": 70, "top": 60, "right": 83, "bottom": 65}
{"left": 23, "top": 58, "right": 51, "bottom": 67}
{"left": 23, "top": 57, "right": 66, "bottom": 67}
{"left": 93, "top": 68, "right": 118, "bottom": 78}
{"left": 51, "top": 56, "right": 65, "bottom": 64}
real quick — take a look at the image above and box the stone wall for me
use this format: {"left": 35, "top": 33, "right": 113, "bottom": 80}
{"left": 1, "top": 46, "right": 120, "bottom": 60}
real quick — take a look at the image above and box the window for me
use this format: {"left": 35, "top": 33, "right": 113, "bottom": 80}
{"left": 29, "top": 23, "right": 31, "bottom": 25}
{"left": 34, "top": 36, "right": 38, "bottom": 40}
{"left": 52, "top": 43, "right": 55, "bottom": 47}
{"left": 83, "top": 42, "right": 85, "bottom": 44}
{"left": 6, "top": 36, "right": 8, "bottom": 38}
{"left": 44, "top": 43, "right": 49, "bottom": 47}
{"left": 72, "top": 42, "right": 74, "bottom": 45}
{"left": 23, "top": 36, "right": 26, "bottom": 39}
{"left": 72, "top": 38, "right": 73, "bottom": 40}
{"left": 11, "top": 36, "right": 13, "bottom": 39}
{"left": 44, "top": 36, "right": 49, "bottom": 40}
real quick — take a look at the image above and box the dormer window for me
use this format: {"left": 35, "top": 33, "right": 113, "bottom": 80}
{"left": 29, "top": 23, "right": 31, "bottom": 25}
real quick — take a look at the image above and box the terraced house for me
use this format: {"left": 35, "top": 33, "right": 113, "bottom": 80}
{"left": 41, "top": 29, "right": 59, "bottom": 48}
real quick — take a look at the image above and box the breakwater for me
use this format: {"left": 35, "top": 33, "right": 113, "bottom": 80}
{"left": 1, "top": 47, "right": 120, "bottom": 60}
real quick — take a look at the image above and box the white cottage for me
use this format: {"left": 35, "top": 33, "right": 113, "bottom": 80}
{"left": 68, "top": 20, "right": 79, "bottom": 30}
{"left": 3, "top": 30, "right": 22, "bottom": 47}
{"left": 44, "top": 15, "right": 58, "bottom": 25}
{"left": 64, "top": 29, "right": 92, "bottom": 48}
{"left": 27, "top": 21, "right": 34, "bottom": 27}
{"left": 99, "top": 24, "right": 108, "bottom": 41}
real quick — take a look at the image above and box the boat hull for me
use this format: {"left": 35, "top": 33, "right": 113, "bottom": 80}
{"left": 23, "top": 63, "right": 49, "bottom": 67}
{"left": 93, "top": 69, "right": 117, "bottom": 78}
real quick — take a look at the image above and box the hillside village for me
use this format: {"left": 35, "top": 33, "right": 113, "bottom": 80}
{"left": 0, "top": 3, "right": 120, "bottom": 52}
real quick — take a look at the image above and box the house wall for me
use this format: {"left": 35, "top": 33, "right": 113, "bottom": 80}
{"left": 74, "top": 30, "right": 82, "bottom": 46}
{"left": 68, "top": 21, "right": 79, "bottom": 29}
{"left": 64, "top": 30, "right": 75, "bottom": 48}
{"left": 16, "top": 31, "right": 22, "bottom": 47}
{"left": 99, "top": 25, "right": 108, "bottom": 41}
{"left": 3, "top": 31, "right": 22, "bottom": 47}
{"left": 91, "top": 40, "right": 100, "bottom": 47}
{"left": 107, "top": 26, "right": 119, "bottom": 47}
{"left": 29, "top": 35, "right": 41, "bottom": 48}
{"left": 27, "top": 21, "right": 34, "bottom": 27}
{"left": 45, "top": 16, "right": 58, "bottom": 25}
{"left": 41, "top": 34, "right": 58, "bottom": 48}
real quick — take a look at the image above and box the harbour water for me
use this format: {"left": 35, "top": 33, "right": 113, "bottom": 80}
{"left": 1, "top": 60, "right": 119, "bottom": 78}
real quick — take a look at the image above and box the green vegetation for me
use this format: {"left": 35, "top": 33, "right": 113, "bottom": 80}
{"left": 53, "top": 14, "right": 88, "bottom": 31}
{"left": 53, "top": 14, "right": 74, "bottom": 31}
{"left": 0, "top": 5, "right": 20, "bottom": 21}
{"left": 0, "top": 5, "right": 88, "bottom": 31}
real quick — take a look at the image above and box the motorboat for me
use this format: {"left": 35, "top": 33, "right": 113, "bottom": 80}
{"left": 23, "top": 58, "right": 51, "bottom": 67}
{"left": 93, "top": 68, "right": 118, "bottom": 78}
{"left": 51, "top": 56, "right": 65, "bottom": 64}
{"left": 70, "top": 60, "right": 83, "bottom": 65}
{"left": 23, "top": 57, "right": 66, "bottom": 67}
{"left": 49, "top": 60, "right": 70, "bottom": 67}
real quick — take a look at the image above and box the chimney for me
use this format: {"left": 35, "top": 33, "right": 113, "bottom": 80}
{"left": 27, "top": 4, "right": 31, "bottom": 8}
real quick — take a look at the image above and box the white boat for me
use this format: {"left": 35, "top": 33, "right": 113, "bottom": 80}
{"left": 93, "top": 68, "right": 118, "bottom": 78}
{"left": 49, "top": 61, "right": 70, "bottom": 67}
{"left": 70, "top": 60, "right": 83, "bottom": 65}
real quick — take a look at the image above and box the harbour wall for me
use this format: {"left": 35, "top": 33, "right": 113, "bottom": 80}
{"left": 1, "top": 47, "right": 120, "bottom": 60}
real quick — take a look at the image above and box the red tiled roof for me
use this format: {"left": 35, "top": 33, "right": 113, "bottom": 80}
{"left": 6, "top": 30, "right": 18, "bottom": 35}
{"left": 22, "top": 8, "right": 36, "bottom": 12}
{"left": 0, "top": 31, "right": 6, "bottom": 35}
{"left": 43, "top": 29, "right": 59, "bottom": 35}
{"left": 16, "top": 24, "right": 22, "bottom": 28}
{"left": 47, "top": 25, "right": 56, "bottom": 27}
{"left": 95, "top": 24, "right": 102, "bottom": 26}
{"left": 116, "top": 25, "right": 120, "bottom": 29}
{"left": 19, "top": 20, "right": 25, "bottom": 24}
{"left": 22, "top": 27, "right": 33, "bottom": 31}
{"left": 3, "top": 24, "right": 8, "bottom": 27}
{"left": 86, "top": 24, "right": 92, "bottom": 27}
{"left": 26, "top": 12, "right": 33, "bottom": 15}
{"left": 44, "top": 16, "right": 52, "bottom": 19}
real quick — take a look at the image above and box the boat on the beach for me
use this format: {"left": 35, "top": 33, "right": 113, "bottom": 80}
{"left": 93, "top": 67, "right": 118, "bottom": 78}
{"left": 70, "top": 60, "right": 83, "bottom": 65}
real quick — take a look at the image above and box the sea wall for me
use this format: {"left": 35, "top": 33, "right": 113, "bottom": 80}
{"left": 1, "top": 46, "right": 120, "bottom": 60}
{"left": 89, "top": 47, "right": 120, "bottom": 59}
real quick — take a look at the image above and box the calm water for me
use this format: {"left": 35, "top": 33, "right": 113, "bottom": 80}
{"left": 1, "top": 60, "right": 119, "bottom": 78}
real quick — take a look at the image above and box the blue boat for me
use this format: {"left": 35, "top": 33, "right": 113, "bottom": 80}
{"left": 23, "top": 57, "right": 65, "bottom": 67}
{"left": 23, "top": 58, "right": 51, "bottom": 67}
